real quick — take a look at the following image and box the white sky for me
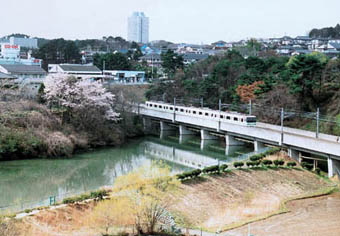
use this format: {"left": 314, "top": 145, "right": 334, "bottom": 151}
{"left": 1, "top": 0, "right": 339, "bottom": 44}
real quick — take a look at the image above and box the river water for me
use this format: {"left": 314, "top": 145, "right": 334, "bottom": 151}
{"left": 0, "top": 136, "right": 253, "bottom": 213}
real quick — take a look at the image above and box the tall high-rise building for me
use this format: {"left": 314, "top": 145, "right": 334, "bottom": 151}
{"left": 128, "top": 12, "right": 149, "bottom": 44}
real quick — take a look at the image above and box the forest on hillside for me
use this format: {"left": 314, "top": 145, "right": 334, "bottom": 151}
{"left": 309, "top": 24, "right": 340, "bottom": 38}
{"left": 146, "top": 50, "right": 340, "bottom": 135}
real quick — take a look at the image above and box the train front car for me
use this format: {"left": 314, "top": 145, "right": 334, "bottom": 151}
{"left": 245, "top": 116, "right": 257, "bottom": 126}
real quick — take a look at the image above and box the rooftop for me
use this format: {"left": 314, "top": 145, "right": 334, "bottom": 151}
{"left": 59, "top": 64, "right": 101, "bottom": 72}
{"left": 0, "top": 64, "right": 46, "bottom": 74}
{"left": 0, "top": 72, "right": 16, "bottom": 79}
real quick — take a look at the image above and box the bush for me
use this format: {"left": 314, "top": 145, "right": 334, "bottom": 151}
{"left": 301, "top": 162, "right": 313, "bottom": 170}
{"left": 90, "top": 189, "right": 109, "bottom": 200}
{"left": 262, "top": 160, "right": 273, "bottom": 166}
{"left": 191, "top": 169, "right": 202, "bottom": 178}
{"left": 246, "top": 161, "right": 255, "bottom": 167}
{"left": 219, "top": 164, "right": 228, "bottom": 172}
{"left": 233, "top": 162, "right": 244, "bottom": 168}
{"left": 253, "top": 160, "right": 261, "bottom": 166}
{"left": 62, "top": 190, "right": 109, "bottom": 204}
{"left": 203, "top": 165, "right": 219, "bottom": 174}
{"left": 176, "top": 173, "right": 185, "bottom": 180}
{"left": 315, "top": 167, "right": 321, "bottom": 175}
{"left": 287, "top": 161, "right": 297, "bottom": 167}
{"left": 24, "top": 209, "right": 31, "bottom": 214}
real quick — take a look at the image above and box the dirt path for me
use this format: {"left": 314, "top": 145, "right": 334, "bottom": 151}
{"left": 225, "top": 192, "right": 340, "bottom": 236}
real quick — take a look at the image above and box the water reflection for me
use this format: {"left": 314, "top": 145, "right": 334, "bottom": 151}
{"left": 0, "top": 136, "right": 252, "bottom": 212}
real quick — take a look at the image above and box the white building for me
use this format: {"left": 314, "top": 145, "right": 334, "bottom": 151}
{"left": 48, "top": 64, "right": 102, "bottom": 78}
{"left": 0, "top": 64, "right": 47, "bottom": 96}
{"left": 0, "top": 43, "right": 42, "bottom": 66}
{"left": 128, "top": 12, "right": 149, "bottom": 44}
{"left": 9, "top": 37, "right": 38, "bottom": 49}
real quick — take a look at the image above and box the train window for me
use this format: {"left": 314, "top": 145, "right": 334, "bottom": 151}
{"left": 211, "top": 114, "right": 214, "bottom": 117}
{"left": 193, "top": 111, "right": 196, "bottom": 114}
{"left": 180, "top": 109, "right": 184, "bottom": 112}
{"left": 246, "top": 117, "right": 256, "bottom": 123}
{"left": 227, "top": 116, "right": 230, "bottom": 120}
{"left": 170, "top": 107, "right": 173, "bottom": 110}
{"left": 159, "top": 105, "right": 162, "bottom": 108}
{"left": 198, "top": 112, "right": 202, "bottom": 115}
{"left": 234, "top": 117, "right": 238, "bottom": 121}
{"left": 205, "top": 113, "right": 209, "bottom": 116}
{"left": 241, "top": 118, "right": 244, "bottom": 122}
{"left": 175, "top": 108, "right": 178, "bottom": 111}
{"left": 220, "top": 115, "right": 224, "bottom": 119}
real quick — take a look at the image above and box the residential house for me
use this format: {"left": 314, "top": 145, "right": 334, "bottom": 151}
{"left": 0, "top": 64, "right": 47, "bottom": 95}
{"left": 48, "top": 64, "right": 103, "bottom": 78}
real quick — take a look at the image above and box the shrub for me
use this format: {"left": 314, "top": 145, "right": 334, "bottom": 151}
{"left": 246, "top": 161, "right": 254, "bottom": 167}
{"left": 90, "top": 189, "right": 109, "bottom": 200}
{"left": 253, "top": 160, "right": 261, "bottom": 166}
{"left": 203, "top": 165, "right": 219, "bottom": 174}
{"left": 301, "top": 162, "right": 313, "bottom": 170}
{"left": 62, "top": 190, "right": 109, "bottom": 204}
{"left": 176, "top": 174, "right": 185, "bottom": 180}
{"left": 250, "top": 155, "right": 261, "bottom": 161}
{"left": 24, "top": 209, "right": 31, "bottom": 214}
{"left": 278, "top": 160, "right": 285, "bottom": 166}
{"left": 219, "top": 164, "right": 228, "bottom": 172}
{"left": 191, "top": 169, "right": 202, "bottom": 178}
{"left": 262, "top": 160, "right": 273, "bottom": 166}
{"left": 233, "top": 162, "right": 244, "bottom": 168}
{"left": 315, "top": 167, "right": 321, "bottom": 175}
{"left": 287, "top": 161, "right": 297, "bottom": 167}
{"left": 273, "top": 160, "right": 280, "bottom": 166}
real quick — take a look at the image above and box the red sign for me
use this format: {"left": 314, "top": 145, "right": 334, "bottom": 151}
{"left": 3, "top": 44, "right": 19, "bottom": 49}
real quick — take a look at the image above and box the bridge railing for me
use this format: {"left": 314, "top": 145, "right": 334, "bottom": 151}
{"left": 145, "top": 97, "right": 340, "bottom": 137}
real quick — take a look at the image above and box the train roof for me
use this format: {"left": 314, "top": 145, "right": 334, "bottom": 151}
{"left": 146, "top": 101, "right": 255, "bottom": 118}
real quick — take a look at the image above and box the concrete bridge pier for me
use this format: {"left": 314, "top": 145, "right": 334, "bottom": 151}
{"left": 225, "top": 145, "right": 245, "bottom": 156}
{"left": 328, "top": 157, "right": 340, "bottom": 178}
{"left": 225, "top": 135, "right": 245, "bottom": 155}
{"left": 160, "top": 121, "right": 176, "bottom": 139}
{"left": 254, "top": 140, "right": 266, "bottom": 152}
{"left": 200, "top": 129, "right": 218, "bottom": 150}
{"left": 288, "top": 148, "right": 301, "bottom": 162}
{"left": 179, "top": 125, "right": 196, "bottom": 144}
{"left": 143, "top": 117, "right": 152, "bottom": 134}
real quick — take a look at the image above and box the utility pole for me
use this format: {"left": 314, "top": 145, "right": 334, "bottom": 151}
{"left": 173, "top": 97, "right": 176, "bottom": 123}
{"left": 200, "top": 97, "right": 203, "bottom": 108}
{"left": 316, "top": 108, "right": 320, "bottom": 138}
{"left": 219, "top": 99, "right": 221, "bottom": 112}
{"left": 102, "top": 60, "right": 105, "bottom": 75}
{"left": 249, "top": 100, "right": 252, "bottom": 115}
{"left": 280, "top": 108, "right": 284, "bottom": 145}
{"left": 151, "top": 54, "right": 154, "bottom": 80}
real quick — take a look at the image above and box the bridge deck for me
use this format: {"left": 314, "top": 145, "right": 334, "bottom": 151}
{"left": 138, "top": 104, "right": 340, "bottom": 159}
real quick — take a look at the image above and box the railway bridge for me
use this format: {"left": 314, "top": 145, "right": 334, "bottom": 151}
{"left": 137, "top": 102, "right": 340, "bottom": 178}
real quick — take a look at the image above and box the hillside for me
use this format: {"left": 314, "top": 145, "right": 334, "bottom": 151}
{"left": 3, "top": 152, "right": 336, "bottom": 236}
{"left": 173, "top": 161, "right": 333, "bottom": 231}
{"left": 309, "top": 24, "right": 340, "bottom": 38}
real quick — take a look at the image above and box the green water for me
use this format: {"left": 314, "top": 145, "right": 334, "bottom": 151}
{"left": 0, "top": 136, "right": 253, "bottom": 212}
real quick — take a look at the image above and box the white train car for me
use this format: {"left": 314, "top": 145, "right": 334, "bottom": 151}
{"left": 145, "top": 101, "right": 256, "bottom": 126}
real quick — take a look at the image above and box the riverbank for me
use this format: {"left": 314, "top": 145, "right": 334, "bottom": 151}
{"left": 0, "top": 99, "right": 144, "bottom": 161}
{"left": 2, "top": 154, "right": 337, "bottom": 236}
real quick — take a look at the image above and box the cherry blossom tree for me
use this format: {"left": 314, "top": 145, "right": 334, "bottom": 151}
{"left": 44, "top": 74, "right": 119, "bottom": 121}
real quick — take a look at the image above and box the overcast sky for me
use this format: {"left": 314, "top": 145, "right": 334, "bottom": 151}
{"left": 1, "top": 0, "right": 339, "bottom": 44}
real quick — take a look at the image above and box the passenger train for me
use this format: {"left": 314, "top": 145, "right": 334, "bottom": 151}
{"left": 145, "top": 101, "right": 257, "bottom": 126}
